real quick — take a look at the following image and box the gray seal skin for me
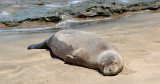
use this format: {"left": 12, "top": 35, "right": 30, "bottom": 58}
{"left": 28, "top": 30, "right": 123, "bottom": 75}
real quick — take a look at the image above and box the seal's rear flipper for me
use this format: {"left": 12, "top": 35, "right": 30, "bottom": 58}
{"left": 28, "top": 40, "right": 49, "bottom": 50}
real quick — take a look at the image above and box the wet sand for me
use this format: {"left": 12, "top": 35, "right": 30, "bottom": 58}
{"left": 0, "top": 12, "right": 160, "bottom": 84}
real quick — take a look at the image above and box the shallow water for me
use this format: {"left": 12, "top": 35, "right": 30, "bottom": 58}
{"left": 0, "top": 11, "right": 159, "bottom": 34}
{"left": 0, "top": 10, "right": 159, "bottom": 44}
{"left": 84, "top": 12, "right": 160, "bottom": 32}
{"left": 0, "top": 0, "right": 159, "bottom": 34}
{"left": 0, "top": 0, "right": 114, "bottom": 33}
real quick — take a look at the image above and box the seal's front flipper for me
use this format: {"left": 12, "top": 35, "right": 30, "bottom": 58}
{"left": 28, "top": 40, "right": 48, "bottom": 50}
{"left": 64, "top": 55, "right": 85, "bottom": 66}
{"left": 64, "top": 55, "right": 75, "bottom": 63}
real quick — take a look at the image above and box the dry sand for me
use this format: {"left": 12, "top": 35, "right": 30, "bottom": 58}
{"left": 0, "top": 12, "right": 160, "bottom": 84}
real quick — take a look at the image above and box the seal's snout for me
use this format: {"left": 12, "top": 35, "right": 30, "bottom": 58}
{"left": 103, "top": 64, "right": 119, "bottom": 76}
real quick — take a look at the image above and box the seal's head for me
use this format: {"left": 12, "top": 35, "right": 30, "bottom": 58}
{"left": 99, "top": 50, "right": 123, "bottom": 76}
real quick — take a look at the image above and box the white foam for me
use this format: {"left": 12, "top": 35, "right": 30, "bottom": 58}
{"left": 67, "top": 18, "right": 112, "bottom": 22}
{"left": 0, "top": 27, "right": 53, "bottom": 32}
{"left": 55, "top": 21, "right": 70, "bottom": 28}
{"left": 61, "top": 15, "right": 69, "bottom": 19}
{"left": 55, "top": 18, "right": 112, "bottom": 28}
{"left": 0, "top": 11, "right": 10, "bottom": 16}
{"left": 120, "top": 0, "right": 128, "bottom": 3}
{"left": 45, "top": 4, "right": 67, "bottom": 8}
{"left": 68, "top": 1, "right": 82, "bottom": 4}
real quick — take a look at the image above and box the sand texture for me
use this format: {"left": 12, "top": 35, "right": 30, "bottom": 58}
{"left": 0, "top": 12, "right": 160, "bottom": 84}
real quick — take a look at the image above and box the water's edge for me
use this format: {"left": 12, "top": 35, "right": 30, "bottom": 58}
{"left": 0, "top": 0, "right": 159, "bottom": 32}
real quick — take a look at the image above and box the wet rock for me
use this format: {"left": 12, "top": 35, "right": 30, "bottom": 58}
{"left": 0, "top": 6, "right": 61, "bottom": 27}
{"left": 1, "top": 21, "right": 21, "bottom": 27}
{"left": 75, "top": 0, "right": 160, "bottom": 17}
{"left": 1, "top": 15, "right": 61, "bottom": 27}
{"left": 0, "top": 0, "right": 159, "bottom": 27}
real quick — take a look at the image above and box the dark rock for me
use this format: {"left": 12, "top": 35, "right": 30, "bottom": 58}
{"left": 75, "top": 0, "right": 160, "bottom": 17}
{"left": 1, "top": 21, "right": 22, "bottom": 27}
{"left": 0, "top": 14, "right": 61, "bottom": 27}
{"left": 0, "top": 0, "right": 159, "bottom": 27}
{"left": 0, "top": 6, "right": 61, "bottom": 27}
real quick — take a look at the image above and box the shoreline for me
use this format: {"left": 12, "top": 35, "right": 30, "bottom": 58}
{"left": 0, "top": 11, "right": 160, "bottom": 84}
{"left": 0, "top": 9, "right": 159, "bottom": 33}
{"left": 0, "top": 0, "right": 160, "bottom": 27}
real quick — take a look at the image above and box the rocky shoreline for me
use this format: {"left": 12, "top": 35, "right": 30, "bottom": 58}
{"left": 0, "top": 0, "right": 159, "bottom": 27}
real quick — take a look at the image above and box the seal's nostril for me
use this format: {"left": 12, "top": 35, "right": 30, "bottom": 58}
{"left": 109, "top": 68, "right": 112, "bottom": 72}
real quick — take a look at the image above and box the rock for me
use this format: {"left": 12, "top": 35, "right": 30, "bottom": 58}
{"left": 1, "top": 15, "right": 61, "bottom": 27}
{"left": 0, "top": 0, "right": 159, "bottom": 27}
{"left": 0, "top": 6, "right": 61, "bottom": 27}
{"left": 75, "top": 0, "right": 160, "bottom": 17}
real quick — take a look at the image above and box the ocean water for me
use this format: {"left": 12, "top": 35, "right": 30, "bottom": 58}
{"left": 0, "top": 0, "right": 115, "bottom": 33}
{"left": 0, "top": 0, "right": 159, "bottom": 33}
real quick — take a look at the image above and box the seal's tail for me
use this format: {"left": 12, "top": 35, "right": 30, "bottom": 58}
{"left": 28, "top": 39, "right": 49, "bottom": 50}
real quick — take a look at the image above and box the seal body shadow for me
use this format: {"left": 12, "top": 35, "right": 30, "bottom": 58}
{"left": 28, "top": 30, "right": 124, "bottom": 76}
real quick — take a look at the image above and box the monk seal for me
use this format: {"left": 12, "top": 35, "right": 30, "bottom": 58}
{"left": 28, "top": 30, "right": 123, "bottom": 75}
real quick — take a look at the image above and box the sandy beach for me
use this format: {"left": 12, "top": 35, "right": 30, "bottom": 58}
{"left": 0, "top": 11, "right": 160, "bottom": 84}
